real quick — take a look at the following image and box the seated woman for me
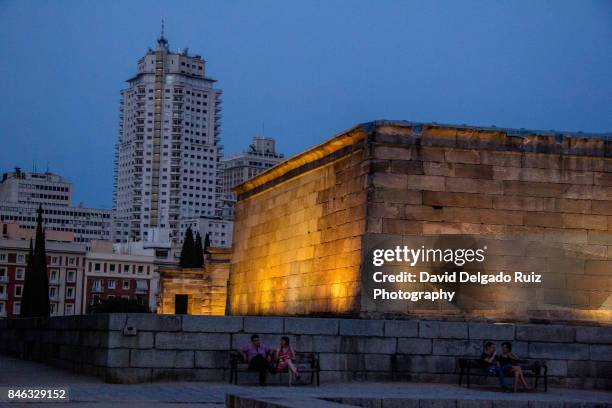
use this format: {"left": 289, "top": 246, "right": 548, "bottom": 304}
{"left": 480, "top": 341, "right": 507, "bottom": 391}
{"left": 499, "top": 341, "right": 531, "bottom": 392}
{"left": 273, "top": 336, "right": 300, "bottom": 385}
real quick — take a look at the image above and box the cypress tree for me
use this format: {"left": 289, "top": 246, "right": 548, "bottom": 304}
{"left": 179, "top": 226, "right": 195, "bottom": 268}
{"left": 204, "top": 233, "right": 211, "bottom": 254}
{"left": 20, "top": 206, "right": 50, "bottom": 318}
{"left": 194, "top": 232, "right": 204, "bottom": 268}
{"left": 19, "top": 239, "right": 35, "bottom": 317}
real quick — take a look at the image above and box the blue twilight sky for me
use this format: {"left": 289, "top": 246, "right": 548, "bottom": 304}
{"left": 0, "top": 1, "right": 611, "bottom": 208}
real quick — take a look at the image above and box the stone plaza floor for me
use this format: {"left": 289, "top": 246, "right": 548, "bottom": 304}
{"left": 0, "top": 355, "right": 610, "bottom": 407}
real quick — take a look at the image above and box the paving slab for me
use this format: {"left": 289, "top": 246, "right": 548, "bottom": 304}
{"left": 0, "top": 354, "right": 610, "bottom": 408}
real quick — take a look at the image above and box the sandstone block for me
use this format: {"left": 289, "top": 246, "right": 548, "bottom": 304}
{"left": 373, "top": 145, "right": 412, "bottom": 160}
{"left": 397, "top": 338, "right": 432, "bottom": 354}
{"left": 493, "top": 196, "right": 555, "bottom": 212}
{"left": 382, "top": 219, "right": 423, "bottom": 234}
{"left": 285, "top": 317, "right": 338, "bottom": 335}
{"left": 432, "top": 339, "right": 481, "bottom": 356}
{"left": 313, "top": 335, "right": 341, "bottom": 352}
{"left": 371, "top": 188, "right": 422, "bottom": 204}
{"left": 108, "top": 314, "right": 181, "bottom": 332}
{"left": 391, "top": 160, "right": 424, "bottom": 175}
{"left": 503, "top": 181, "right": 566, "bottom": 198}
{"left": 406, "top": 175, "right": 446, "bottom": 191}
{"left": 384, "top": 320, "right": 418, "bottom": 337}
{"left": 339, "top": 319, "right": 383, "bottom": 336}
{"left": 585, "top": 260, "right": 612, "bottom": 275}
{"left": 155, "top": 332, "right": 230, "bottom": 350}
{"left": 182, "top": 316, "right": 243, "bottom": 333}
{"left": 592, "top": 200, "right": 612, "bottom": 216}
{"left": 468, "top": 323, "right": 515, "bottom": 340}
{"left": 528, "top": 342, "right": 589, "bottom": 360}
{"left": 576, "top": 326, "right": 612, "bottom": 344}
{"left": 445, "top": 178, "right": 503, "bottom": 195}
{"left": 562, "top": 214, "right": 608, "bottom": 231}
{"left": 554, "top": 198, "right": 591, "bottom": 214}
{"left": 445, "top": 149, "right": 480, "bottom": 164}
{"left": 372, "top": 173, "right": 407, "bottom": 189}
{"left": 590, "top": 345, "right": 612, "bottom": 361}
{"left": 515, "top": 325, "right": 575, "bottom": 342}
{"left": 104, "top": 349, "right": 130, "bottom": 368}
{"left": 362, "top": 355, "right": 392, "bottom": 372}
{"left": 106, "top": 331, "right": 154, "bottom": 349}
{"left": 195, "top": 350, "right": 230, "bottom": 368}
{"left": 420, "top": 321, "right": 468, "bottom": 339}
{"left": 243, "top": 316, "right": 284, "bottom": 333}
{"left": 423, "top": 191, "right": 492, "bottom": 209}
{"left": 454, "top": 163, "right": 494, "bottom": 179}
{"left": 395, "top": 355, "right": 456, "bottom": 373}
{"left": 130, "top": 350, "right": 194, "bottom": 368}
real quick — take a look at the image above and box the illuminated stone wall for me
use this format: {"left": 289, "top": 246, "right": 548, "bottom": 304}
{"left": 229, "top": 121, "right": 612, "bottom": 322}
{"left": 364, "top": 123, "right": 612, "bottom": 322}
{"left": 229, "top": 129, "right": 369, "bottom": 315}
{"left": 158, "top": 249, "right": 230, "bottom": 315}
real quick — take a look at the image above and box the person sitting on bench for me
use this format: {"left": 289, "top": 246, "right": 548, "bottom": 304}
{"left": 481, "top": 341, "right": 508, "bottom": 392}
{"left": 499, "top": 341, "right": 531, "bottom": 392}
{"left": 241, "top": 334, "right": 274, "bottom": 386}
{"left": 273, "top": 336, "right": 300, "bottom": 384}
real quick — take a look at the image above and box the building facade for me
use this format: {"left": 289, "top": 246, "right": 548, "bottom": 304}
{"left": 229, "top": 121, "right": 612, "bottom": 324}
{"left": 0, "top": 169, "right": 112, "bottom": 247}
{"left": 84, "top": 241, "right": 160, "bottom": 313}
{"left": 113, "top": 30, "right": 223, "bottom": 245}
{"left": 180, "top": 216, "right": 232, "bottom": 248}
{"left": 220, "top": 136, "right": 284, "bottom": 220}
{"left": 0, "top": 238, "right": 87, "bottom": 318}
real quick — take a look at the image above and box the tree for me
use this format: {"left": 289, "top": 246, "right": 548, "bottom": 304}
{"left": 194, "top": 232, "right": 204, "bottom": 268}
{"left": 19, "top": 239, "right": 35, "bottom": 317}
{"left": 179, "top": 226, "right": 196, "bottom": 268}
{"left": 20, "top": 206, "right": 50, "bottom": 318}
{"left": 204, "top": 233, "right": 211, "bottom": 254}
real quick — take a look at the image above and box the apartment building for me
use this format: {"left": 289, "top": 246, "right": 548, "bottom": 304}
{"left": 220, "top": 136, "right": 284, "bottom": 220}
{"left": 0, "top": 168, "right": 112, "bottom": 247}
{"left": 113, "top": 29, "right": 223, "bottom": 245}
{"left": 0, "top": 238, "right": 87, "bottom": 318}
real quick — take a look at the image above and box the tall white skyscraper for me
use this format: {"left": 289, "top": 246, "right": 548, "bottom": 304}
{"left": 113, "top": 26, "right": 222, "bottom": 244}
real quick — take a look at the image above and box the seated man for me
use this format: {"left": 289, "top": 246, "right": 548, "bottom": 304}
{"left": 241, "top": 334, "right": 274, "bottom": 386}
{"left": 481, "top": 341, "right": 508, "bottom": 392}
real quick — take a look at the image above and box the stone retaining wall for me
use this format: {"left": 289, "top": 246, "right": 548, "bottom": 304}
{"left": 0, "top": 314, "right": 610, "bottom": 388}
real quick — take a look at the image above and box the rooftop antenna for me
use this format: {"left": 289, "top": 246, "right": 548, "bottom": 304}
{"left": 262, "top": 122, "right": 265, "bottom": 135}
{"left": 157, "top": 16, "right": 168, "bottom": 47}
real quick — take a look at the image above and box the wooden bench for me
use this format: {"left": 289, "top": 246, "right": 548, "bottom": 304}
{"left": 458, "top": 358, "right": 548, "bottom": 392}
{"left": 229, "top": 351, "right": 320, "bottom": 386}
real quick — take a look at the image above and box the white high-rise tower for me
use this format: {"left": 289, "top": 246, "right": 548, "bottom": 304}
{"left": 113, "top": 24, "right": 222, "bottom": 244}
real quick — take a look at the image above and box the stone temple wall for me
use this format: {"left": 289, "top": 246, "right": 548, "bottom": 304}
{"left": 229, "top": 121, "right": 611, "bottom": 323}
{"left": 363, "top": 123, "right": 612, "bottom": 322}
{"left": 1, "top": 314, "right": 610, "bottom": 388}
{"left": 230, "top": 128, "right": 369, "bottom": 316}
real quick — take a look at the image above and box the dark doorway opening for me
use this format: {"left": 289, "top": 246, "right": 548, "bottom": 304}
{"left": 175, "top": 294, "right": 188, "bottom": 315}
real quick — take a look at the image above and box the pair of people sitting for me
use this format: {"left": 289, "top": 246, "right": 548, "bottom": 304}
{"left": 241, "top": 334, "right": 300, "bottom": 386}
{"left": 481, "top": 341, "right": 531, "bottom": 392}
